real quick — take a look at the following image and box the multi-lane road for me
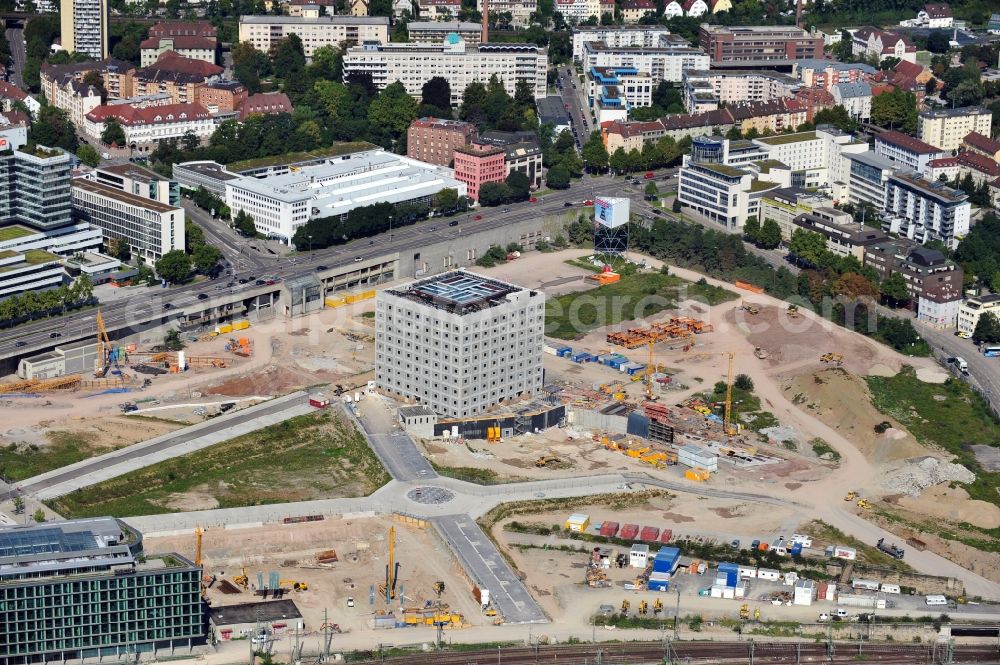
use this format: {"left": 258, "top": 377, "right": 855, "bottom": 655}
{"left": 5, "top": 27, "right": 24, "bottom": 89}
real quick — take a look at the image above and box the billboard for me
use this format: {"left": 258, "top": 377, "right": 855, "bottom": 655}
{"left": 594, "top": 197, "right": 629, "bottom": 229}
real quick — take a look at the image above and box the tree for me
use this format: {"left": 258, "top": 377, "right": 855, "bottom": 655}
{"left": 756, "top": 218, "right": 782, "bottom": 250}
{"left": 734, "top": 374, "right": 754, "bottom": 391}
{"left": 870, "top": 88, "right": 918, "bottom": 133}
{"left": 832, "top": 272, "right": 879, "bottom": 300}
{"left": 434, "top": 187, "right": 460, "bottom": 212}
{"left": 789, "top": 228, "right": 827, "bottom": 265}
{"left": 30, "top": 107, "right": 78, "bottom": 151}
{"left": 234, "top": 210, "right": 257, "bottom": 237}
{"left": 881, "top": 272, "right": 910, "bottom": 307}
{"left": 76, "top": 144, "right": 101, "bottom": 167}
{"left": 82, "top": 70, "right": 107, "bottom": 102}
{"left": 421, "top": 76, "right": 452, "bottom": 114}
{"left": 609, "top": 147, "right": 628, "bottom": 174}
{"left": 271, "top": 33, "right": 305, "bottom": 79}
{"left": 32, "top": 509, "right": 46, "bottom": 523}
{"left": 973, "top": 312, "right": 1000, "bottom": 344}
{"left": 813, "top": 105, "right": 857, "bottom": 133}
{"left": 192, "top": 243, "right": 221, "bottom": 274}
{"left": 505, "top": 170, "right": 531, "bottom": 202}
{"left": 926, "top": 30, "right": 951, "bottom": 53}
{"left": 101, "top": 118, "right": 126, "bottom": 147}
{"left": 925, "top": 77, "right": 938, "bottom": 95}
{"left": 742, "top": 217, "right": 760, "bottom": 243}
{"left": 181, "top": 130, "right": 200, "bottom": 152}
{"left": 459, "top": 81, "right": 489, "bottom": 127}
{"left": 367, "top": 81, "right": 418, "bottom": 149}
{"left": 644, "top": 181, "right": 658, "bottom": 197}
{"left": 581, "top": 131, "right": 609, "bottom": 171}
{"left": 155, "top": 250, "right": 192, "bottom": 283}
{"left": 477, "top": 181, "right": 509, "bottom": 207}
{"left": 546, "top": 163, "right": 570, "bottom": 189}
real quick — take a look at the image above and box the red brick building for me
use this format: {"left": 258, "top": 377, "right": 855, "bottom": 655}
{"left": 407, "top": 117, "right": 478, "bottom": 167}
{"left": 453, "top": 143, "right": 505, "bottom": 202}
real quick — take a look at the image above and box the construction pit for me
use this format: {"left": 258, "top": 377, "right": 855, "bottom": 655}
{"left": 141, "top": 515, "right": 486, "bottom": 654}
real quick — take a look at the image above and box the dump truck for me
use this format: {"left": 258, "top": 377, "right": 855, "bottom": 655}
{"left": 876, "top": 538, "right": 905, "bottom": 560}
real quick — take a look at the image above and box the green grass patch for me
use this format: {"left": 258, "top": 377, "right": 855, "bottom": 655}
{"left": 429, "top": 460, "right": 507, "bottom": 485}
{"left": 0, "top": 225, "right": 35, "bottom": 241}
{"left": 0, "top": 432, "right": 118, "bottom": 481}
{"left": 810, "top": 437, "right": 840, "bottom": 462}
{"left": 24, "top": 249, "right": 60, "bottom": 264}
{"left": 545, "top": 271, "right": 737, "bottom": 340}
{"left": 803, "top": 520, "right": 912, "bottom": 571}
{"left": 866, "top": 366, "right": 1000, "bottom": 505}
{"left": 226, "top": 142, "right": 375, "bottom": 173}
{"left": 47, "top": 412, "right": 390, "bottom": 518}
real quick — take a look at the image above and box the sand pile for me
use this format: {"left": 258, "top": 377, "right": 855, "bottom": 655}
{"left": 882, "top": 457, "right": 976, "bottom": 497}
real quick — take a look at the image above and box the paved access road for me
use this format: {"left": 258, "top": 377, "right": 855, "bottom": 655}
{"left": 18, "top": 391, "right": 309, "bottom": 499}
{"left": 348, "top": 402, "right": 437, "bottom": 482}
{"left": 5, "top": 28, "right": 24, "bottom": 89}
{"left": 432, "top": 514, "right": 547, "bottom": 625}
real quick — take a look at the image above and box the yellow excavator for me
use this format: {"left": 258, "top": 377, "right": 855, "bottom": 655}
{"left": 233, "top": 566, "right": 249, "bottom": 590}
{"left": 621, "top": 599, "right": 630, "bottom": 614}
{"left": 280, "top": 580, "right": 309, "bottom": 591}
{"left": 844, "top": 491, "right": 858, "bottom": 502}
{"left": 535, "top": 456, "right": 560, "bottom": 468}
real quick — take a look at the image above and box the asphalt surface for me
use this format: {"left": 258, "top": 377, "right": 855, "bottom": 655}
{"left": 916, "top": 321, "right": 1000, "bottom": 414}
{"left": 351, "top": 409, "right": 438, "bottom": 482}
{"left": 0, "top": 173, "right": 631, "bottom": 361}
{"left": 5, "top": 27, "right": 24, "bottom": 89}
{"left": 431, "top": 514, "right": 548, "bottom": 625}
{"left": 16, "top": 391, "right": 308, "bottom": 497}
{"left": 557, "top": 64, "right": 592, "bottom": 146}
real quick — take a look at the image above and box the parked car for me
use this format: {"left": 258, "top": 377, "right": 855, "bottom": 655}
{"left": 14, "top": 340, "right": 27, "bottom": 347}
{"left": 197, "top": 293, "right": 208, "bottom": 300}
{"left": 316, "top": 265, "right": 328, "bottom": 271}
{"left": 50, "top": 332, "right": 62, "bottom": 338}
{"left": 449, "top": 220, "right": 459, "bottom": 226}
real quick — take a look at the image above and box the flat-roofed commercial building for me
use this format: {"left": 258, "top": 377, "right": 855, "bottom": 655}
{"left": 571, "top": 26, "right": 673, "bottom": 61}
{"left": 375, "top": 270, "right": 544, "bottom": 418}
{"left": 698, "top": 24, "right": 824, "bottom": 65}
{"left": 71, "top": 178, "right": 186, "bottom": 260}
{"left": 224, "top": 150, "right": 467, "bottom": 244}
{"left": 958, "top": 293, "right": 1000, "bottom": 336}
{"left": 343, "top": 40, "right": 548, "bottom": 105}
{"left": 238, "top": 16, "right": 390, "bottom": 59}
{"left": 580, "top": 37, "right": 709, "bottom": 84}
{"left": 0, "top": 517, "right": 203, "bottom": 664}
{"left": 683, "top": 69, "right": 800, "bottom": 113}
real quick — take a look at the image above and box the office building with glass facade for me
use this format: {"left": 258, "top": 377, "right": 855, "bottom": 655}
{"left": 0, "top": 145, "right": 73, "bottom": 230}
{"left": 0, "top": 517, "right": 204, "bottom": 664}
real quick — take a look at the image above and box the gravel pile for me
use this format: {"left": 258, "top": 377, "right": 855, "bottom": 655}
{"left": 882, "top": 457, "right": 976, "bottom": 496}
{"left": 760, "top": 425, "right": 798, "bottom": 444}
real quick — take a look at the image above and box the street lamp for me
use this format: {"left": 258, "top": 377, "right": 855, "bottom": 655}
{"left": 308, "top": 234, "right": 312, "bottom": 254}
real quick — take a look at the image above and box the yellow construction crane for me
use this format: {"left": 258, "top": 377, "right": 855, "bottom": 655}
{"left": 195, "top": 526, "right": 203, "bottom": 567}
{"left": 723, "top": 351, "right": 736, "bottom": 435}
{"left": 95, "top": 310, "right": 112, "bottom": 377}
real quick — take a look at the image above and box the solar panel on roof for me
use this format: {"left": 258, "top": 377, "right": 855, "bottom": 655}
{"left": 411, "top": 274, "right": 511, "bottom": 304}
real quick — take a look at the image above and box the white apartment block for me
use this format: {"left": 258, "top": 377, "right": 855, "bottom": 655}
{"left": 831, "top": 81, "right": 872, "bottom": 122}
{"left": 224, "top": 150, "right": 467, "bottom": 244}
{"left": 874, "top": 129, "right": 947, "bottom": 173}
{"left": 918, "top": 107, "right": 993, "bottom": 152}
{"left": 238, "top": 16, "right": 390, "bottom": 59}
{"left": 477, "top": 0, "right": 538, "bottom": 26}
{"left": 587, "top": 67, "right": 654, "bottom": 124}
{"left": 60, "top": 0, "right": 109, "bottom": 59}
{"left": 571, "top": 26, "right": 672, "bottom": 61}
{"left": 71, "top": 178, "right": 185, "bottom": 260}
{"left": 375, "top": 270, "right": 545, "bottom": 418}
{"left": 554, "top": 0, "right": 614, "bottom": 22}
{"left": 957, "top": 294, "right": 1000, "bottom": 336}
{"left": 342, "top": 41, "right": 548, "bottom": 104}
{"left": 881, "top": 170, "right": 970, "bottom": 249}
{"left": 682, "top": 69, "right": 800, "bottom": 113}
{"left": 581, "top": 38, "right": 710, "bottom": 84}
{"left": 846, "top": 151, "right": 895, "bottom": 209}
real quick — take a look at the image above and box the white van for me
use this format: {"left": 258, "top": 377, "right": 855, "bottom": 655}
{"left": 880, "top": 583, "right": 901, "bottom": 594}
{"left": 953, "top": 357, "right": 969, "bottom": 374}
{"left": 925, "top": 594, "right": 947, "bottom": 606}
{"left": 835, "top": 608, "right": 850, "bottom": 618}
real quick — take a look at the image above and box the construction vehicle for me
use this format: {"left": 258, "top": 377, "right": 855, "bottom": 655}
{"left": 844, "top": 491, "right": 858, "bottom": 502}
{"left": 280, "top": 580, "right": 310, "bottom": 591}
{"left": 754, "top": 608, "right": 761, "bottom": 620}
{"left": 857, "top": 499, "right": 870, "bottom": 510}
{"left": 535, "top": 455, "right": 560, "bottom": 468}
{"left": 820, "top": 352, "right": 844, "bottom": 365}
{"left": 754, "top": 347, "right": 769, "bottom": 360}
{"left": 94, "top": 310, "right": 127, "bottom": 383}
{"left": 788, "top": 304, "right": 800, "bottom": 319}
{"left": 739, "top": 604, "right": 750, "bottom": 620}
{"left": 876, "top": 538, "right": 905, "bottom": 560}
{"left": 233, "top": 567, "right": 249, "bottom": 590}
{"left": 639, "top": 600, "right": 648, "bottom": 615}
{"left": 653, "top": 599, "right": 663, "bottom": 614}
{"left": 741, "top": 302, "right": 759, "bottom": 315}
{"left": 620, "top": 599, "right": 630, "bottom": 614}
{"left": 194, "top": 526, "right": 207, "bottom": 600}
{"left": 384, "top": 527, "right": 399, "bottom": 601}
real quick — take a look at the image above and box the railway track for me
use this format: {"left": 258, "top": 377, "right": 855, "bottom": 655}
{"left": 350, "top": 640, "right": 1000, "bottom": 665}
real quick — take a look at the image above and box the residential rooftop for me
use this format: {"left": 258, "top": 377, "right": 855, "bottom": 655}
{"left": 72, "top": 178, "right": 179, "bottom": 213}
{"left": 876, "top": 129, "right": 943, "bottom": 155}
{"left": 239, "top": 14, "right": 389, "bottom": 24}
{"left": 889, "top": 169, "right": 968, "bottom": 203}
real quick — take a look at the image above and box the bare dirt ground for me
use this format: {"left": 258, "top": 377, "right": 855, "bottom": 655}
{"left": 144, "top": 516, "right": 485, "bottom": 637}
{"left": 1, "top": 413, "right": 183, "bottom": 455}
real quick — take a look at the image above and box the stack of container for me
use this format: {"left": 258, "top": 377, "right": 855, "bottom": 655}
{"left": 555, "top": 346, "right": 573, "bottom": 357}
{"left": 639, "top": 526, "right": 661, "bottom": 542}
{"left": 605, "top": 355, "right": 628, "bottom": 370}
{"left": 571, "top": 351, "right": 593, "bottom": 363}
{"left": 647, "top": 547, "right": 680, "bottom": 592}
{"left": 659, "top": 529, "right": 673, "bottom": 544}
{"left": 622, "top": 362, "right": 646, "bottom": 376}
{"left": 620, "top": 524, "right": 640, "bottom": 540}
{"left": 678, "top": 445, "right": 719, "bottom": 472}
{"left": 599, "top": 521, "right": 620, "bottom": 537}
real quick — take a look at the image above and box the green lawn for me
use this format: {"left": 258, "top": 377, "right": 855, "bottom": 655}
{"left": 0, "top": 432, "right": 118, "bottom": 481}
{"left": 866, "top": 366, "right": 1000, "bottom": 505}
{"left": 0, "top": 225, "right": 35, "bottom": 241}
{"left": 48, "top": 412, "right": 390, "bottom": 518}
{"left": 227, "top": 142, "right": 374, "bottom": 172}
{"left": 24, "top": 249, "right": 60, "bottom": 264}
{"left": 545, "top": 271, "right": 737, "bottom": 340}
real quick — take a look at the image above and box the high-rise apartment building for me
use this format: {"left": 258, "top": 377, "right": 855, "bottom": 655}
{"left": 571, "top": 26, "right": 673, "bottom": 61}
{"left": 343, "top": 41, "right": 548, "bottom": 105}
{"left": 0, "top": 145, "right": 73, "bottom": 230}
{"left": 60, "top": 0, "right": 110, "bottom": 59}
{"left": 698, "top": 24, "right": 824, "bottom": 64}
{"left": 0, "top": 517, "right": 203, "bottom": 664}
{"left": 918, "top": 107, "right": 993, "bottom": 152}
{"left": 881, "top": 170, "right": 970, "bottom": 249}
{"left": 375, "top": 270, "right": 545, "bottom": 418}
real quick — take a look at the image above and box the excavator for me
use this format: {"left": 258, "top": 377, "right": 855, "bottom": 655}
{"left": 844, "top": 491, "right": 858, "bottom": 502}
{"left": 653, "top": 599, "right": 663, "bottom": 614}
{"left": 233, "top": 567, "right": 249, "bottom": 590}
{"left": 279, "top": 580, "right": 309, "bottom": 592}
{"left": 639, "top": 600, "right": 648, "bottom": 615}
{"left": 620, "top": 599, "right": 630, "bottom": 614}
{"left": 535, "top": 456, "right": 560, "bottom": 468}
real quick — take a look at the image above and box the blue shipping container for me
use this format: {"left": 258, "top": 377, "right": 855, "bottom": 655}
{"left": 718, "top": 562, "right": 739, "bottom": 573}
{"left": 557, "top": 347, "right": 572, "bottom": 357}
{"left": 648, "top": 579, "right": 670, "bottom": 592}
{"left": 627, "top": 364, "right": 646, "bottom": 375}
{"left": 790, "top": 543, "right": 803, "bottom": 555}
{"left": 726, "top": 571, "right": 738, "bottom": 586}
